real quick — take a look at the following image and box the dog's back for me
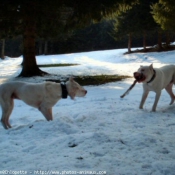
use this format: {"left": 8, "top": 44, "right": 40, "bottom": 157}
{"left": 0, "top": 82, "right": 24, "bottom": 103}
{"left": 156, "top": 65, "right": 175, "bottom": 88}
{"left": 160, "top": 65, "right": 175, "bottom": 84}
{"left": 0, "top": 81, "right": 45, "bottom": 106}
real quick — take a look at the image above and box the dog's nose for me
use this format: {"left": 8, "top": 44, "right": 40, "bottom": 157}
{"left": 85, "top": 90, "right": 87, "bottom": 94}
{"left": 133, "top": 72, "right": 139, "bottom": 77}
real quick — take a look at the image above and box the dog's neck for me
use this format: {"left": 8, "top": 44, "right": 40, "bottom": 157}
{"left": 147, "top": 69, "right": 156, "bottom": 84}
{"left": 61, "top": 83, "right": 68, "bottom": 99}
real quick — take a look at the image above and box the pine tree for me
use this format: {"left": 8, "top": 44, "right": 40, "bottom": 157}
{"left": 112, "top": 0, "right": 159, "bottom": 52}
{"left": 151, "top": 0, "right": 175, "bottom": 49}
{"left": 151, "top": 0, "right": 175, "bottom": 31}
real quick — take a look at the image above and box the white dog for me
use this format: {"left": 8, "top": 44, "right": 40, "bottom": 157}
{"left": 134, "top": 64, "right": 175, "bottom": 111}
{"left": 0, "top": 77, "right": 87, "bottom": 129}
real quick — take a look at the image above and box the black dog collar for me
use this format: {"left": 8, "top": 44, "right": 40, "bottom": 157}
{"left": 147, "top": 69, "right": 156, "bottom": 84}
{"left": 61, "top": 83, "right": 68, "bottom": 99}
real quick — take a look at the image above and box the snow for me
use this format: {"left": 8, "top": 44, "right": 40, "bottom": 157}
{"left": 1, "top": 48, "right": 175, "bottom": 175}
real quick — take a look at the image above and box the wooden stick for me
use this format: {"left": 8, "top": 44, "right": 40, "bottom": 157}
{"left": 120, "top": 80, "right": 137, "bottom": 98}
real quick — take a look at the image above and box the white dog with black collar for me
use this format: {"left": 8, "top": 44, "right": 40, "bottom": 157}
{"left": 134, "top": 64, "right": 175, "bottom": 111}
{"left": 0, "top": 77, "right": 87, "bottom": 129}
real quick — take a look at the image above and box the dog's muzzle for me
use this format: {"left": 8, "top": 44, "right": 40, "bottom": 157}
{"left": 133, "top": 72, "right": 146, "bottom": 82}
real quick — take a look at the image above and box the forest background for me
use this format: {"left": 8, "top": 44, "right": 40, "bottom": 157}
{"left": 0, "top": 0, "right": 175, "bottom": 76}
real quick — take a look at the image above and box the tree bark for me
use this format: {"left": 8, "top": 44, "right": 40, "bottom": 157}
{"left": 44, "top": 40, "right": 48, "bottom": 55}
{"left": 1, "top": 39, "right": 5, "bottom": 59}
{"left": 39, "top": 39, "right": 43, "bottom": 55}
{"left": 50, "top": 41, "right": 54, "bottom": 54}
{"left": 143, "top": 31, "right": 146, "bottom": 51}
{"left": 128, "top": 33, "right": 132, "bottom": 53}
{"left": 18, "top": 14, "right": 48, "bottom": 77}
{"left": 157, "top": 31, "right": 163, "bottom": 51}
{"left": 166, "top": 32, "right": 170, "bottom": 47}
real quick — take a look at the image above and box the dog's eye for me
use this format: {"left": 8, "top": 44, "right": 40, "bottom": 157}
{"left": 141, "top": 69, "right": 144, "bottom": 72}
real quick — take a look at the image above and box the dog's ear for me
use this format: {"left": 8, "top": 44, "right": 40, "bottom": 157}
{"left": 69, "top": 77, "right": 74, "bottom": 82}
{"left": 149, "top": 64, "right": 153, "bottom": 70}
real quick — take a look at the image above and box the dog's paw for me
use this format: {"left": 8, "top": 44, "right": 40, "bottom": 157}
{"left": 169, "top": 99, "right": 174, "bottom": 105}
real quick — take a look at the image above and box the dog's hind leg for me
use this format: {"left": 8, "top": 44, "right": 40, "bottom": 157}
{"left": 1, "top": 99, "right": 14, "bottom": 129}
{"left": 38, "top": 106, "right": 53, "bottom": 121}
{"left": 165, "top": 82, "right": 175, "bottom": 105}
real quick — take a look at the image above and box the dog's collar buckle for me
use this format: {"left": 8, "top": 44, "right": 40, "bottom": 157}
{"left": 147, "top": 69, "right": 156, "bottom": 84}
{"left": 61, "top": 83, "right": 68, "bottom": 99}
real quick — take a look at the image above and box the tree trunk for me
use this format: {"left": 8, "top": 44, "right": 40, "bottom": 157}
{"left": 157, "top": 31, "right": 163, "bottom": 51}
{"left": 166, "top": 32, "right": 170, "bottom": 47}
{"left": 128, "top": 33, "right": 132, "bottom": 53}
{"left": 18, "top": 15, "right": 48, "bottom": 77}
{"left": 50, "top": 41, "right": 54, "bottom": 54}
{"left": 39, "top": 40, "right": 43, "bottom": 55}
{"left": 44, "top": 40, "right": 48, "bottom": 55}
{"left": 1, "top": 39, "right": 5, "bottom": 59}
{"left": 143, "top": 31, "right": 146, "bottom": 51}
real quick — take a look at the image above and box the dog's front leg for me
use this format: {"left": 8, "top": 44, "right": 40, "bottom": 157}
{"left": 38, "top": 106, "right": 53, "bottom": 121}
{"left": 152, "top": 91, "right": 161, "bottom": 112}
{"left": 139, "top": 91, "right": 149, "bottom": 109}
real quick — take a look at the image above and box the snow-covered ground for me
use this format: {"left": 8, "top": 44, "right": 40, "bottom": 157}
{"left": 1, "top": 48, "right": 175, "bottom": 175}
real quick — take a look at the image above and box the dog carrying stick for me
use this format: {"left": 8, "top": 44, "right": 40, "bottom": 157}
{"left": 120, "top": 80, "right": 137, "bottom": 98}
